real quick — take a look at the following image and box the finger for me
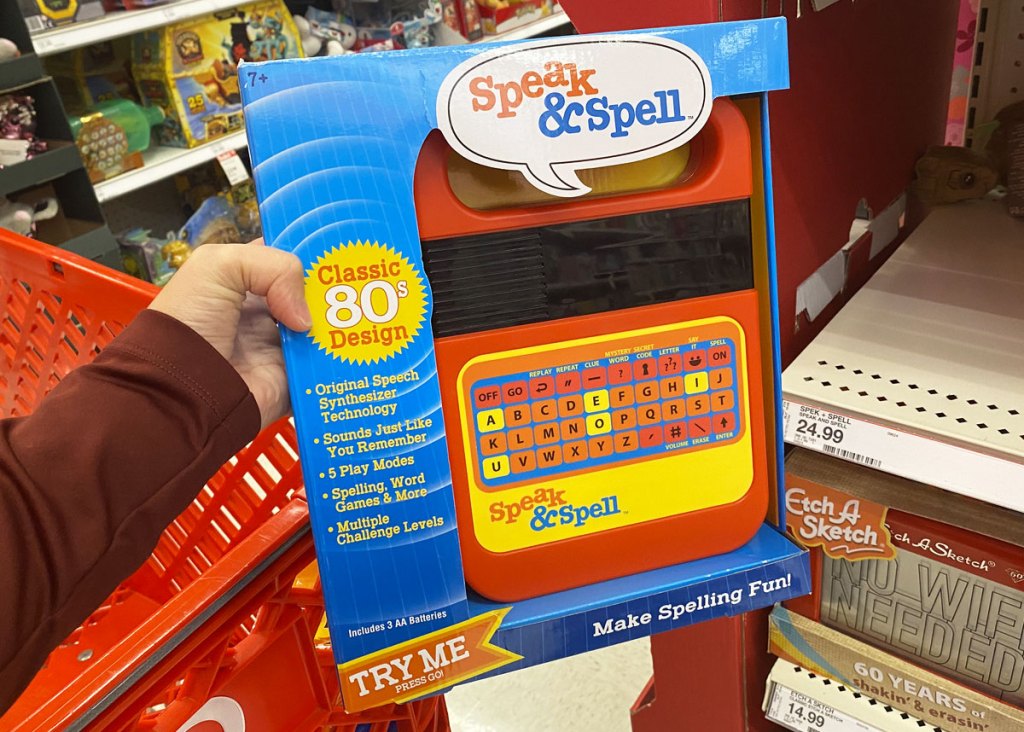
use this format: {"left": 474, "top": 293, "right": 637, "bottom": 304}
{"left": 206, "top": 244, "right": 312, "bottom": 331}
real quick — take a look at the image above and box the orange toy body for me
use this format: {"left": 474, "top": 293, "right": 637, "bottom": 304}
{"left": 414, "top": 98, "right": 770, "bottom": 601}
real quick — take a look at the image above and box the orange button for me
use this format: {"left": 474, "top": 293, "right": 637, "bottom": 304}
{"left": 558, "top": 395, "right": 583, "bottom": 417}
{"left": 640, "top": 426, "right": 663, "bottom": 448}
{"left": 537, "top": 445, "right": 563, "bottom": 469}
{"left": 712, "top": 390, "right": 735, "bottom": 412}
{"left": 534, "top": 423, "right": 560, "bottom": 445}
{"left": 658, "top": 353, "right": 683, "bottom": 375}
{"left": 663, "top": 399, "right": 686, "bottom": 420}
{"left": 613, "top": 408, "right": 637, "bottom": 430}
{"left": 480, "top": 433, "right": 507, "bottom": 456}
{"left": 556, "top": 371, "right": 581, "bottom": 393}
{"left": 664, "top": 421, "right": 687, "bottom": 442}
{"left": 564, "top": 440, "right": 588, "bottom": 463}
{"left": 508, "top": 427, "right": 534, "bottom": 451}
{"left": 474, "top": 385, "right": 502, "bottom": 409}
{"left": 686, "top": 394, "right": 709, "bottom": 415}
{"left": 638, "top": 404, "right": 662, "bottom": 425}
{"left": 608, "top": 363, "right": 632, "bottom": 385}
{"left": 503, "top": 380, "right": 528, "bottom": 403}
{"left": 505, "top": 405, "right": 531, "bottom": 427}
{"left": 660, "top": 377, "right": 684, "bottom": 399}
{"left": 708, "top": 344, "right": 733, "bottom": 367}
{"left": 560, "top": 418, "right": 585, "bottom": 441}
{"left": 531, "top": 399, "right": 557, "bottom": 423}
{"left": 588, "top": 436, "right": 613, "bottom": 458}
{"left": 610, "top": 386, "right": 634, "bottom": 407}
{"left": 710, "top": 368, "right": 733, "bottom": 389}
{"left": 713, "top": 412, "right": 736, "bottom": 434}
{"left": 688, "top": 417, "right": 712, "bottom": 439}
{"left": 583, "top": 366, "right": 607, "bottom": 388}
{"left": 614, "top": 430, "right": 638, "bottom": 453}
{"left": 510, "top": 450, "right": 536, "bottom": 473}
{"left": 530, "top": 376, "right": 554, "bottom": 398}
{"left": 635, "top": 381, "right": 659, "bottom": 403}
{"left": 684, "top": 350, "right": 707, "bottom": 371}
{"left": 633, "top": 358, "right": 656, "bottom": 380}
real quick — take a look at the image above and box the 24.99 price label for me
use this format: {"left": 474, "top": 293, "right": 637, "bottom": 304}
{"left": 306, "top": 240, "right": 428, "bottom": 363}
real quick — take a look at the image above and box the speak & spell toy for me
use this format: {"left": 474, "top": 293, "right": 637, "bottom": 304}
{"left": 242, "top": 20, "right": 807, "bottom": 712}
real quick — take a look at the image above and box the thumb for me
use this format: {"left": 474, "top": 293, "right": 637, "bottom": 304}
{"left": 205, "top": 243, "right": 312, "bottom": 332}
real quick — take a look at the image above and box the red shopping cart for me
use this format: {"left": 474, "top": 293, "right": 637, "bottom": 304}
{"left": 0, "top": 228, "right": 448, "bottom": 732}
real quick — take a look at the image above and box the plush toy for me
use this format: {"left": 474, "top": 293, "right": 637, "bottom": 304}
{"left": 0, "top": 197, "right": 59, "bottom": 238}
{"left": 294, "top": 8, "right": 356, "bottom": 57}
{"left": 913, "top": 146, "right": 998, "bottom": 206}
{"left": 0, "top": 38, "right": 19, "bottom": 61}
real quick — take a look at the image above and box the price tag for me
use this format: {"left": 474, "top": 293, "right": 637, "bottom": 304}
{"left": 766, "top": 683, "right": 882, "bottom": 732}
{"left": 782, "top": 399, "right": 1024, "bottom": 513}
{"left": 217, "top": 149, "right": 250, "bottom": 186}
{"left": 0, "top": 140, "right": 30, "bottom": 166}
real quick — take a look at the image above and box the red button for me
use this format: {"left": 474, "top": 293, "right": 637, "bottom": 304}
{"left": 608, "top": 363, "right": 632, "bottom": 385}
{"left": 688, "top": 417, "right": 711, "bottom": 439}
{"left": 502, "top": 380, "right": 528, "bottom": 403}
{"left": 640, "top": 426, "right": 663, "bottom": 448}
{"left": 684, "top": 350, "right": 707, "bottom": 371}
{"left": 530, "top": 376, "right": 554, "bottom": 398}
{"left": 556, "top": 371, "right": 581, "bottom": 393}
{"left": 658, "top": 354, "right": 683, "bottom": 375}
{"left": 708, "top": 345, "right": 733, "bottom": 367}
{"left": 582, "top": 366, "right": 607, "bottom": 388}
{"left": 632, "top": 358, "right": 656, "bottom": 380}
{"left": 713, "top": 412, "right": 736, "bottom": 434}
{"left": 474, "top": 386, "right": 501, "bottom": 409}
{"left": 663, "top": 421, "right": 687, "bottom": 443}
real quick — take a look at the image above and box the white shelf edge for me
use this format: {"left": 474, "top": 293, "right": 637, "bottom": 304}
{"left": 763, "top": 659, "right": 939, "bottom": 732}
{"left": 781, "top": 396, "right": 1024, "bottom": 514}
{"left": 473, "top": 9, "right": 571, "bottom": 43}
{"left": 32, "top": 0, "right": 254, "bottom": 57}
{"left": 95, "top": 130, "right": 247, "bottom": 203}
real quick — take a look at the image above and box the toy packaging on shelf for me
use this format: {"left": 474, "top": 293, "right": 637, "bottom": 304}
{"left": 242, "top": 19, "right": 808, "bottom": 712}
{"left": 477, "top": 0, "right": 556, "bottom": 36}
{"left": 45, "top": 39, "right": 138, "bottom": 114}
{"left": 781, "top": 447, "right": 1024, "bottom": 718}
{"left": 17, "top": 0, "right": 105, "bottom": 33}
{"left": 68, "top": 99, "right": 165, "bottom": 182}
{"left": 131, "top": 1, "right": 303, "bottom": 148}
{"left": 0, "top": 93, "right": 48, "bottom": 163}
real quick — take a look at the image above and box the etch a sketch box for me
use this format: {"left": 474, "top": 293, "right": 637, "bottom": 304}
{"left": 242, "top": 19, "right": 798, "bottom": 712}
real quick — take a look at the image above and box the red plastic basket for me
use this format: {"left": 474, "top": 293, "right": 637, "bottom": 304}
{"left": 0, "top": 229, "right": 449, "bottom": 732}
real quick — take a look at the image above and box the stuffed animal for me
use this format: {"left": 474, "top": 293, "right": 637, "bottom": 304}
{"left": 0, "top": 38, "right": 19, "bottom": 61}
{"left": 0, "top": 197, "right": 59, "bottom": 238}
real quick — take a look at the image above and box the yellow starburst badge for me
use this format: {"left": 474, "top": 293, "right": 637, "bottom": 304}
{"left": 305, "top": 241, "right": 428, "bottom": 364}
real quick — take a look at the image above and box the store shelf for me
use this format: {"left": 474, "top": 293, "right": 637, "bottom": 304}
{"left": 782, "top": 199, "right": 1024, "bottom": 513}
{"left": 30, "top": 0, "right": 253, "bottom": 57}
{"left": 767, "top": 607, "right": 1024, "bottom": 732}
{"left": 473, "top": 9, "right": 571, "bottom": 43}
{"left": 94, "top": 130, "right": 247, "bottom": 203}
{"left": 763, "top": 659, "right": 938, "bottom": 732}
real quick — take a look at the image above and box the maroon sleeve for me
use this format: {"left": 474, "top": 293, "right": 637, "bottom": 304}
{"left": 0, "top": 309, "right": 261, "bottom": 712}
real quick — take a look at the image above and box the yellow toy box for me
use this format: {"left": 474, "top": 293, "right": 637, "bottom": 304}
{"left": 131, "top": 1, "right": 303, "bottom": 149}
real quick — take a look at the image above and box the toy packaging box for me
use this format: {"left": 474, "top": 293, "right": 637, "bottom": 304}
{"left": 132, "top": 1, "right": 302, "bottom": 149}
{"left": 780, "top": 448, "right": 1024, "bottom": 725}
{"left": 477, "top": 0, "right": 556, "bottom": 36}
{"left": 18, "top": 0, "right": 104, "bottom": 33}
{"left": 241, "top": 19, "right": 808, "bottom": 711}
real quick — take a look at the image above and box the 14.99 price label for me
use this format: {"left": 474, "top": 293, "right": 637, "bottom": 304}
{"left": 766, "top": 684, "right": 884, "bottom": 732}
{"left": 306, "top": 240, "right": 428, "bottom": 363}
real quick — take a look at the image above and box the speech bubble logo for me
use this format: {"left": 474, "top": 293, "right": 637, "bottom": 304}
{"left": 437, "top": 35, "right": 713, "bottom": 198}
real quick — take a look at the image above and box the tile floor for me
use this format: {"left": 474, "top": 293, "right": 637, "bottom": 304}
{"left": 446, "top": 638, "right": 653, "bottom": 731}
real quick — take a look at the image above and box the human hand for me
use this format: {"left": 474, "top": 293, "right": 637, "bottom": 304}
{"left": 149, "top": 241, "right": 311, "bottom": 428}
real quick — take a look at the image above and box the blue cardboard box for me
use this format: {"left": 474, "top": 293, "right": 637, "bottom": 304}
{"left": 241, "top": 18, "right": 807, "bottom": 711}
